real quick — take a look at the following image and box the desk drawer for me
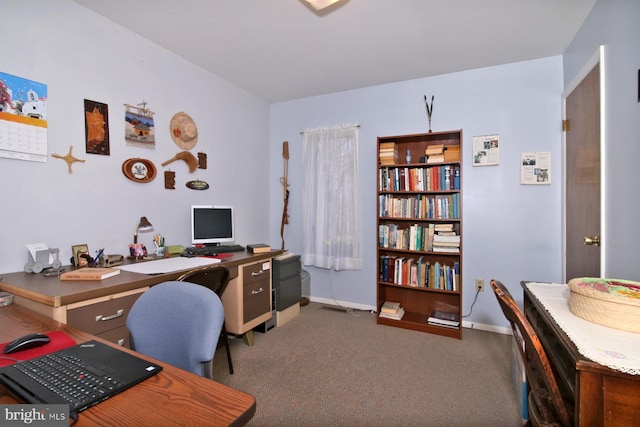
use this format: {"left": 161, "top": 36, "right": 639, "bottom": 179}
{"left": 96, "top": 326, "right": 131, "bottom": 347}
{"left": 67, "top": 292, "right": 142, "bottom": 335}
{"left": 243, "top": 263, "right": 270, "bottom": 323}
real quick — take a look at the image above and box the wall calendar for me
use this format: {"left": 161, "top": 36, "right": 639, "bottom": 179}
{"left": 0, "top": 71, "right": 48, "bottom": 163}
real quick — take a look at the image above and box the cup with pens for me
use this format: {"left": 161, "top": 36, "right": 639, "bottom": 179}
{"left": 153, "top": 235, "right": 166, "bottom": 257}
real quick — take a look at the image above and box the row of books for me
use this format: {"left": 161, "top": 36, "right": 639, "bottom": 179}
{"left": 379, "top": 193, "right": 460, "bottom": 220}
{"left": 379, "top": 256, "right": 460, "bottom": 290}
{"left": 379, "top": 165, "right": 461, "bottom": 192}
{"left": 379, "top": 300, "right": 405, "bottom": 320}
{"left": 378, "top": 223, "right": 460, "bottom": 253}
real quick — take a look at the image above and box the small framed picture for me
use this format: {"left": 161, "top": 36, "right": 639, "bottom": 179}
{"left": 72, "top": 244, "right": 90, "bottom": 267}
{"left": 84, "top": 99, "right": 110, "bottom": 155}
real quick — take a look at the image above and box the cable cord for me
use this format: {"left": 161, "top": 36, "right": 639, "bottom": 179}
{"left": 327, "top": 268, "right": 362, "bottom": 316}
{"left": 462, "top": 288, "right": 480, "bottom": 318}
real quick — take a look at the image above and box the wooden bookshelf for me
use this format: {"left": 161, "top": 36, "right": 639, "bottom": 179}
{"left": 376, "top": 130, "right": 463, "bottom": 339}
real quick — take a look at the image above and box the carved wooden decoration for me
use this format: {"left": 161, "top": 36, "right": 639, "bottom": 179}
{"left": 164, "top": 170, "right": 176, "bottom": 189}
{"left": 52, "top": 145, "right": 85, "bottom": 173}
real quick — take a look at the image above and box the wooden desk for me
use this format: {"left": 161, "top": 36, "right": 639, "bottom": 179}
{"left": 522, "top": 281, "right": 640, "bottom": 426}
{"left": 0, "top": 250, "right": 283, "bottom": 346}
{"left": 0, "top": 303, "right": 255, "bottom": 426}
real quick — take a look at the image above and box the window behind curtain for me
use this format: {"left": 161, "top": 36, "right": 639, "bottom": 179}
{"left": 302, "top": 124, "right": 362, "bottom": 271}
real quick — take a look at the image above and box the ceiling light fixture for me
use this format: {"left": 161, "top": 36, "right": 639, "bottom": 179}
{"left": 303, "top": 0, "right": 342, "bottom": 11}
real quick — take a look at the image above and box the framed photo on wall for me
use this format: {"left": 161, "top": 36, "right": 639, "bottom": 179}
{"left": 520, "top": 152, "right": 551, "bottom": 185}
{"left": 72, "top": 244, "right": 90, "bottom": 267}
{"left": 472, "top": 134, "right": 500, "bottom": 166}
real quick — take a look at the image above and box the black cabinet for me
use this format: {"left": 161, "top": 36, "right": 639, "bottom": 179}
{"left": 272, "top": 254, "right": 301, "bottom": 311}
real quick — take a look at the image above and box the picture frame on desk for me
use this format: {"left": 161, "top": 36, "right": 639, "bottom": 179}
{"left": 72, "top": 244, "right": 89, "bottom": 267}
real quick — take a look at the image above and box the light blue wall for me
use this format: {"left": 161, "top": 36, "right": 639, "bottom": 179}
{"left": 270, "top": 57, "right": 564, "bottom": 329}
{"left": 0, "top": 1, "right": 271, "bottom": 273}
{"left": 564, "top": 0, "right": 640, "bottom": 280}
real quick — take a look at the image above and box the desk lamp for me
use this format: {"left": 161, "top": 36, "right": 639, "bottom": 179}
{"left": 133, "top": 216, "right": 153, "bottom": 244}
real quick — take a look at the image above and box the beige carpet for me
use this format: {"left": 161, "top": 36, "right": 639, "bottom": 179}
{"left": 212, "top": 303, "right": 524, "bottom": 427}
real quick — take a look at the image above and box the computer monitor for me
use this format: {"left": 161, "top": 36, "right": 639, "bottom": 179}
{"left": 191, "top": 205, "right": 235, "bottom": 246}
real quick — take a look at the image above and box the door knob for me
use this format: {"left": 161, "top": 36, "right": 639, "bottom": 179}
{"left": 584, "top": 236, "right": 600, "bottom": 246}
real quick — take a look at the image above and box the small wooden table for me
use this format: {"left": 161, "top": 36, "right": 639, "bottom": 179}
{"left": 522, "top": 281, "right": 640, "bottom": 426}
{"left": 0, "top": 303, "right": 256, "bottom": 426}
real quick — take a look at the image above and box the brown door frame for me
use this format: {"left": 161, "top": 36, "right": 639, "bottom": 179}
{"left": 561, "top": 46, "right": 606, "bottom": 282}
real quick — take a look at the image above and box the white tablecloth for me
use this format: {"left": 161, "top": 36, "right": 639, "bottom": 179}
{"left": 527, "top": 282, "right": 640, "bottom": 375}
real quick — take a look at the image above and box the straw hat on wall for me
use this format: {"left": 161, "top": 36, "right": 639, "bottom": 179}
{"left": 170, "top": 112, "right": 198, "bottom": 150}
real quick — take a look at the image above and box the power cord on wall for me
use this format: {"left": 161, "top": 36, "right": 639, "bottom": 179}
{"left": 462, "top": 288, "right": 480, "bottom": 318}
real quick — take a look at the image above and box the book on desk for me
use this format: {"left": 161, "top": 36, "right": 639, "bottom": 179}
{"left": 60, "top": 267, "right": 121, "bottom": 281}
{"left": 247, "top": 243, "right": 271, "bottom": 254}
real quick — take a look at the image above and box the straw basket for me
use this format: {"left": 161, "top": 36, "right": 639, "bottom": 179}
{"left": 568, "top": 278, "right": 640, "bottom": 334}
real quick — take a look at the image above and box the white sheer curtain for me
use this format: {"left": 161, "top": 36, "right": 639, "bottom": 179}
{"left": 302, "top": 124, "right": 362, "bottom": 271}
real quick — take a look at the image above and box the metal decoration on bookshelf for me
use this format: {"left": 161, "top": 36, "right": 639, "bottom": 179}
{"left": 424, "top": 95, "right": 434, "bottom": 133}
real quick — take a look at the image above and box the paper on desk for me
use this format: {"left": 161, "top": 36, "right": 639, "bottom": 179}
{"left": 117, "top": 257, "right": 220, "bottom": 275}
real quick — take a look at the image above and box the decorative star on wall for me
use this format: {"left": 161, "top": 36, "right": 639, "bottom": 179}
{"left": 52, "top": 145, "right": 85, "bottom": 173}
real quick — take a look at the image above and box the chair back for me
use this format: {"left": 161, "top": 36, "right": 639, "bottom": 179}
{"left": 127, "top": 281, "right": 224, "bottom": 379}
{"left": 489, "top": 279, "right": 572, "bottom": 427}
{"left": 177, "top": 265, "right": 231, "bottom": 297}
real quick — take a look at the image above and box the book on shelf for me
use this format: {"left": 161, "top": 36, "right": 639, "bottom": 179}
{"left": 379, "top": 307, "right": 405, "bottom": 321}
{"left": 426, "top": 154, "right": 445, "bottom": 164}
{"left": 444, "top": 145, "right": 461, "bottom": 162}
{"left": 432, "top": 241, "right": 460, "bottom": 249}
{"left": 428, "top": 310, "right": 460, "bottom": 328}
{"left": 60, "top": 267, "right": 121, "bottom": 281}
{"left": 247, "top": 243, "right": 271, "bottom": 253}
{"left": 380, "top": 300, "right": 401, "bottom": 314}
{"left": 424, "top": 144, "right": 445, "bottom": 155}
{"left": 432, "top": 234, "right": 460, "bottom": 243}
{"left": 432, "top": 246, "right": 460, "bottom": 253}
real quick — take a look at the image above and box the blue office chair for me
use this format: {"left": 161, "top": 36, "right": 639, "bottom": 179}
{"left": 126, "top": 281, "right": 224, "bottom": 379}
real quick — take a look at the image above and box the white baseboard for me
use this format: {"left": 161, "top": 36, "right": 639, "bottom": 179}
{"left": 461, "top": 320, "right": 511, "bottom": 335}
{"left": 310, "top": 296, "right": 513, "bottom": 336}
{"left": 310, "top": 296, "right": 374, "bottom": 312}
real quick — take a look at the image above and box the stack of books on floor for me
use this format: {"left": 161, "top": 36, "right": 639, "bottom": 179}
{"left": 379, "top": 300, "right": 405, "bottom": 320}
{"left": 428, "top": 309, "right": 460, "bottom": 329}
{"left": 379, "top": 142, "right": 398, "bottom": 165}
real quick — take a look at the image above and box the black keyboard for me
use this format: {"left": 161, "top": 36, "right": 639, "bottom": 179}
{"left": 12, "top": 352, "right": 122, "bottom": 410}
{"left": 182, "top": 245, "right": 245, "bottom": 257}
{"left": 214, "top": 245, "right": 245, "bottom": 253}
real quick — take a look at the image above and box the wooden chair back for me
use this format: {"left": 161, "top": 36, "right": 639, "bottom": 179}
{"left": 490, "top": 279, "right": 572, "bottom": 427}
{"left": 177, "top": 264, "right": 234, "bottom": 374}
{"left": 177, "top": 264, "right": 231, "bottom": 297}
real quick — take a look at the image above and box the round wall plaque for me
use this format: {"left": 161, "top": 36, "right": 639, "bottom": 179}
{"left": 122, "top": 158, "right": 157, "bottom": 183}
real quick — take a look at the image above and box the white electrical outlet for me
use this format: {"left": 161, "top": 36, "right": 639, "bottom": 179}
{"left": 475, "top": 278, "right": 485, "bottom": 292}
